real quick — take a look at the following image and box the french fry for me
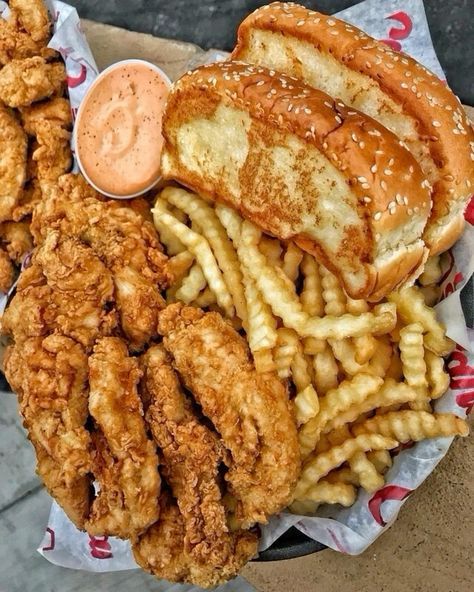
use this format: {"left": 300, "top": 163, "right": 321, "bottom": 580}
{"left": 294, "top": 433, "right": 397, "bottom": 499}
{"left": 153, "top": 199, "right": 186, "bottom": 255}
{"left": 288, "top": 499, "right": 320, "bottom": 515}
{"left": 259, "top": 236, "right": 283, "bottom": 267}
{"left": 282, "top": 242, "right": 304, "bottom": 282}
{"left": 300, "top": 480, "right": 357, "bottom": 507}
{"left": 388, "top": 286, "right": 454, "bottom": 356}
{"left": 253, "top": 348, "right": 276, "bottom": 374}
{"left": 346, "top": 297, "right": 377, "bottom": 364}
{"left": 294, "top": 384, "right": 320, "bottom": 426}
{"left": 303, "top": 337, "right": 326, "bottom": 355}
{"left": 367, "top": 450, "right": 393, "bottom": 474}
{"left": 298, "top": 374, "right": 383, "bottom": 458}
{"left": 325, "top": 467, "right": 360, "bottom": 486}
{"left": 399, "top": 323, "right": 428, "bottom": 390}
{"left": 324, "top": 379, "right": 419, "bottom": 434}
{"left": 274, "top": 328, "right": 298, "bottom": 379}
{"left": 425, "top": 350, "right": 450, "bottom": 399}
{"left": 329, "top": 339, "right": 368, "bottom": 376}
{"left": 352, "top": 410, "right": 469, "bottom": 442}
{"left": 175, "top": 264, "right": 207, "bottom": 303}
{"left": 165, "top": 250, "right": 194, "bottom": 283}
{"left": 191, "top": 286, "right": 216, "bottom": 308}
{"left": 385, "top": 348, "right": 403, "bottom": 381}
{"left": 327, "top": 424, "right": 352, "bottom": 446}
{"left": 242, "top": 269, "right": 278, "bottom": 352}
{"left": 321, "top": 265, "right": 346, "bottom": 316}
{"left": 300, "top": 253, "right": 324, "bottom": 317}
{"left": 153, "top": 199, "right": 235, "bottom": 317}
{"left": 365, "top": 337, "right": 393, "bottom": 378}
{"left": 348, "top": 451, "right": 384, "bottom": 493}
{"left": 419, "top": 285, "right": 441, "bottom": 307}
{"left": 419, "top": 255, "right": 442, "bottom": 286}
{"left": 312, "top": 345, "right": 339, "bottom": 396}
{"left": 162, "top": 187, "right": 247, "bottom": 324}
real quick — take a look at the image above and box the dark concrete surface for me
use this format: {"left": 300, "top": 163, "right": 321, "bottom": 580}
{"left": 68, "top": 0, "right": 473, "bottom": 104}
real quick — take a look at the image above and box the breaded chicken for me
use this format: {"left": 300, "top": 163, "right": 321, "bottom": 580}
{"left": 0, "top": 246, "right": 15, "bottom": 292}
{"left": 0, "top": 18, "right": 48, "bottom": 64}
{"left": 159, "top": 304, "right": 301, "bottom": 528}
{"left": 2, "top": 231, "right": 117, "bottom": 348}
{"left": 10, "top": 0, "right": 51, "bottom": 43}
{"left": 4, "top": 334, "right": 93, "bottom": 529}
{"left": 20, "top": 97, "right": 72, "bottom": 134}
{"left": 0, "top": 57, "right": 65, "bottom": 108}
{"left": 12, "top": 178, "right": 42, "bottom": 221}
{"left": 87, "top": 338, "right": 160, "bottom": 539}
{"left": 0, "top": 105, "right": 27, "bottom": 222}
{"left": 133, "top": 491, "right": 259, "bottom": 589}
{"left": 32, "top": 174, "right": 170, "bottom": 349}
{"left": 141, "top": 345, "right": 254, "bottom": 567}
{"left": 0, "top": 220, "right": 33, "bottom": 264}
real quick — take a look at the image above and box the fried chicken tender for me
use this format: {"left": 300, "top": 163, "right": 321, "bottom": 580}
{"left": 0, "top": 57, "right": 65, "bottom": 108}
{"left": 141, "top": 345, "right": 254, "bottom": 569}
{"left": 9, "top": 0, "right": 51, "bottom": 43}
{"left": 32, "top": 174, "right": 170, "bottom": 349}
{"left": 159, "top": 304, "right": 301, "bottom": 528}
{"left": 0, "top": 105, "right": 27, "bottom": 222}
{"left": 0, "top": 18, "right": 47, "bottom": 64}
{"left": 0, "top": 246, "right": 15, "bottom": 292}
{"left": 4, "top": 334, "right": 93, "bottom": 528}
{"left": 20, "top": 97, "right": 72, "bottom": 134}
{"left": 0, "top": 220, "right": 33, "bottom": 264}
{"left": 2, "top": 231, "right": 117, "bottom": 348}
{"left": 86, "top": 338, "right": 160, "bottom": 539}
{"left": 12, "top": 178, "right": 42, "bottom": 221}
{"left": 133, "top": 491, "right": 259, "bottom": 589}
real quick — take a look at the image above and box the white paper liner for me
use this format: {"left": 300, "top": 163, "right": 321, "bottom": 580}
{"left": 0, "top": 0, "right": 471, "bottom": 580}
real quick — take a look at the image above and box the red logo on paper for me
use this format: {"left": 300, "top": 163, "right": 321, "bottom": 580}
{"left": 448, "top": 346, "right": 474, "bottom": 414}
{"left": 465, "top": 196, "right": 474, "bottom": 225}
{"left": 381, "top": 11, "right": 413, "bottom": 51}
{"left": 89, "top": 536, "right": 113, "bottom": 559}
{"left": 327, "top": 528, "right": 347, "bottom": 553}
{"left": 42, "top": 527, "right": 55, "bottom": 551}
{"left": 67, "top": 63, "right": 87, "bottom": 88}
{"left": 368, "top": 485, "right": 412, "bottom": 526}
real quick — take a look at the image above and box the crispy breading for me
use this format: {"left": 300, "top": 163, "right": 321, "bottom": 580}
{"left": 0, "top": 245, "right": 15, "bottom": 292}
{"left": 159, "top": 303, "right": 301, "bottom": 528}
{"left": 20, "top": 97, "right": 72, "bottom": 134}
{"left": 0, "top": 57, "right": 65, "bottom": 108}
{"left": 0, "top": 220, "right": 33, "bottom": 264}
{"left": 0, "top": 105, "right": 28, "bottom": 222}
{"left": 0, "top": 18, "right": 48, "bottom": 64}
{"left": 133, "top": 491, "right": 258, "bottom": 589}
{"left": 87, "top": 338, "right": 160, "bottom": 539}
{"left": 12, "top": 178, "right": 42, "bottom": 221}
{"left": 9, "top": 0, "right": 51, "bottom": 43}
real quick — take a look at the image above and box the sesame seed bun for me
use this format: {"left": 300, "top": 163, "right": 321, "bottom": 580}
{"left": 161, "top": 61, "right": 430, "bottom": 301}
{"left": 232, "top": 1, "right": 474, "bottom": 256}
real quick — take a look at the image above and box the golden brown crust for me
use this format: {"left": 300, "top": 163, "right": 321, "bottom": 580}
{"left": 232, "top": 2, "right": 474, "bottom": 253}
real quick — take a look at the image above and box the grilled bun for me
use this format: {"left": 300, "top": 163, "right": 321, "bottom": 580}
{"left": 161, "top": 61, "right": 431, "bottom": 301}
{"left": 232, "top": 2, "right": 474, "bottom": 255}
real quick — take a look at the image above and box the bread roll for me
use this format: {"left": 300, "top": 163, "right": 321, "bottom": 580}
{"left": 161, "top": 61, "right": 431, "bottom": 301}
{"left": 232, "top": 2, "right": 474, "bottom": 255}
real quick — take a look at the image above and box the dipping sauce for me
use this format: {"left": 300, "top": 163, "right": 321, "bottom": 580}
{"left": 75, "top": 60, "right": 170, "bottom": 198}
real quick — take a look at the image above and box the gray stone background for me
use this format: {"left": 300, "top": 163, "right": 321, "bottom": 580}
{"left": 68, "top": 0, "right": 474, "bottom": 104}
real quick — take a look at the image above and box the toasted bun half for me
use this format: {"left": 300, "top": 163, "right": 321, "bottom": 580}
{"left": 232, "top": 2, "right": 474, "bottom": 255}
{"left": 161, "top": 61, "right": 431, "bottom": 301}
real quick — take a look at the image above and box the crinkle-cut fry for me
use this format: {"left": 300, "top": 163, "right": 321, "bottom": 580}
{"left": 348, "top": 451, "right": 384, "bottom": 493}
{"left": 191, "top": 286, "right": 216, "bottom": 308}
{"left": 352, "top": 410, "right": 469, "bottom": 442}
{"left": 367, "top": 450, "right": 393, "bottom": 474}
{"left": 324, "top": 379, "right": 419, "bottom": 434}
{"left": 175, "top": 264, "right": 207, "bottom": 304}
{"left": 239, "top": 221, "right": 397, "bottom": 339}
{"left": 153, "top": 200, "right": 234, "bottom": 317}
{"left": 259, "top": 236, "right": 283, "bottom": 268}
{"left": 253, "top": 348, "right": 276, "bottom": 374}
{"left": 274, "top": 328, "right": 299, "bottom": 379}
{"left": 346, "top": 297, "right": 377, "bottom": 364}
{"left": 320, "top": 265, "right": 346, "bottom": 316}
{"left": 303, "top": 337, "right": 325, "bottom": 355}
{"left": 326, "top": 425, "right": 352, "bottom": 447}
{"left": 242, "top": 269, "right": 278, "bottom": 352}
{"left": 386, "top": 348, "right": 403, "bottom": 381}
{"left": 166, "top": 250, "right": 194, "bottom": 283}
{"left": 365, "top": 337, "right": 393, "bottom": 378}
{"left": 425, "top": 350, "right": 450, "bottom": 399}
{"left": 300, "top": 480, "right": 357, "bottom": 507}
{"left": 325, "top": 467, "right": 360, "bottom": 486}
{"left": 153, "top": 199, "right": 186, "bottom": 255}
{"left": 282, "top": 242, "right": 303, "bottom": 282}
{"left": 162, "top": 187, "right": 247, "bottom": 324}
{"left": 399, "top": 323, "right": 428, "bottom": 390}
{"left": 298, "top": 374, "right": 383, "bottom": 458}
{"left": 291, "top": 346, "right": 313, "bottom": 393}
{"left": 329, "top": 339, "right": 368, "bottom": 376}
{"left": 312, "top": 345, "right": 339, "bottom": 396}
{"left": 408, "top": 400, "right": 432, "bottom": 412}
{"left": 388, "top": 287, "right": 454, "bottom": 356}
{"left": 294, "top": 384, "right": 319, "bottom": 426}
{"left": 289, "top": 499, "right": 320, "bottom": 515}
{"left": 420, "top": 285, "right": 441, "bottom": 307}
{"left": 294, "top": 434, "right": 397, "bottom": 499}
{"left": 300, "top": 254, "right": 324, "bottom": 317}
{"left": 313, "top": 432, "right": 331, "bottom": 455}
{"left": 419, "top": 255, "right": 442, "bottom": 287}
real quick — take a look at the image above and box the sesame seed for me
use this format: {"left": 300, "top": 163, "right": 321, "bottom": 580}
{"left": 405, "top": 71, "right": 412, "bottom": 77}
{"left": 373, "top": 212, "right": 382, "bottom": 221}
{"left": 330, "top": 30, "right": 339, "bottom": 36}
{"left": 386, "top": 63, "right": 394, "bottom": 69}
{"left": 407, "top": 208, "right": 413, "bottom": 215}
{"left": 401, "top": 83, "right": 409, "bottom": 89}
{"left": 304, "top": 108, "right": 312, "bottom": 114}
{"left": 467, "top": 180, "right": 472, "bottom": 188}
{"left": 295, "top": 107, "right": 300, "bottom": 115}
{"left": 432, "top": 120, "right": 442, "bottom": 127}
{"left": 256, "top": 80, "right": 265, "bottom": 86}
{"left": 414, "top": 206, "right": 419, "bottom": 213}
{"left": 358, "top": 176, "right": 368, "bottom": 183}
{"left": 389, "top": 158, "right": 395, "bottom": 166}
{"left": 396, "top": 194, "right": 404, "bottom": 205}
{"left": 366, "top": 61, "right": 372, "bottom": 69}
{"left": 381, "top": 180, "right": 388, "bottom": 191}
{"left": 351, "top": 133, "right": 358, "bottom": 142}
{"left": 371, "top": 164, "right": 377, "bottom": 173}
{"left": 322, "top": 142, "right": 328, "bottom": 149}
{"left": 384, "top": 169, "right": 393, "bottom": 176}
{"left": 411, "top": 85, "right": 417, "bottom": 93}
{"left": 359, "top": 141, "right": 366, "bottom": 149}
{"left": 363, "top": 196, "right": 372, "bottom": 203}
{"left": 270, "top": 88, "right": 277, "bottom": 95}
{"left": 362, "top": 183, "right": 370, "bottom": 189}
{"left": 327, "top": 18, "right": 336, "bottom": 25}
{"left": 335, "top": 115, "right": 342, "bottom": 123}
{"left": 288, "top": 103, "right": 293, "bottom": 112}
{"left": 296, "top": 20, "right": 305, "bottom": 26}
{"left": 375, "top": 233, "right": 381, "bottom": 241}
{"left": 389, "top": 206, "right": 396, "bottom": 215}
{"left": 403, "top": 196, "right": 409, "bottom": 205}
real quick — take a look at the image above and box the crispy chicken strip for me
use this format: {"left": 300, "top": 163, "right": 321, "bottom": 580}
{"left": 9, "top": 0, "right": 51, "bottom": 43}
{"left": 87, "top": 338, "right": 160, "bottom": 538}
{"left": 159, "top": 304, "right": 301, "bottom": 528}
{"left": 20, "top": 97, "right": 72, "bottom": 133}
{"left": 0, "top": 246, "right": 15, "bottom": 293}
{"left": 0, "top": 19, "right": 46, "bottom": 64}
{"left": 12, "top": 178, "right": 42, "bottom": 221}
{"left": 0, "top": 105, "right": 27, "bottom": 222}
{"left": 0, "top": 220, "right": 33, "bottom": 264}
{"left": 133, "top": 491, "right": 259, "bottom": 589}
{"left": 0, "top": 57, "right": 65, "bottom": 108}
{"left": 4, "top": 335, "right": 93, "bottom": 528}
{"left": 32, "top": 174, "right": 170, "bottom": 349}
{"left": 2, "top": 231, "right": 117, "bottom": 348}
{"left": 142, "top": 344, "right": 254, "bottom": 567}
